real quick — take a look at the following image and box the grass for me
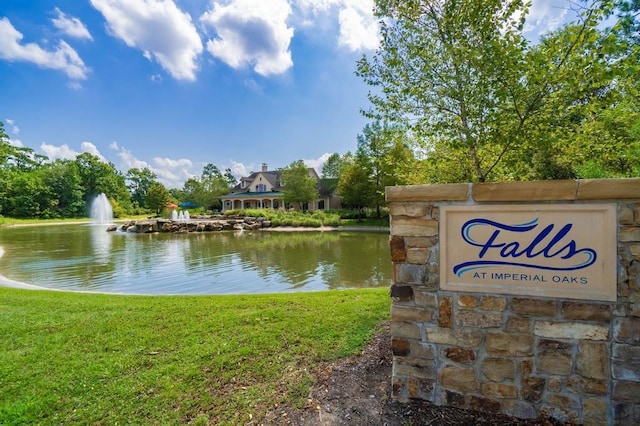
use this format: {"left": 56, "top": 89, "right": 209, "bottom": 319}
{"left": 0, "top": 217, "right": 91, "bottom": 227}
{"left": 0, "top": 287, "right": 390, "bottom": 425}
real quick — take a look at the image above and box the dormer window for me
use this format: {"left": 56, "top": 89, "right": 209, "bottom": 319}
{"left": 256, "top": 184, "right": 266, "bottom": 192}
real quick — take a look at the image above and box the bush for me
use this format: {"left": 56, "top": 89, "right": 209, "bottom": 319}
{"left": 223, "top": 208, "right": 340, "bottom": 227}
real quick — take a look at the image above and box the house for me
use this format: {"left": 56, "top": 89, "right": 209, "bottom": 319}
{"left": 220, "top": 163, "right": 340, "bottom": 211}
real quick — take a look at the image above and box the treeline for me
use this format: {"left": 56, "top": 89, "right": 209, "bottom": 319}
{"left": 0, "top": 126, "right": 237, "bottom": 219}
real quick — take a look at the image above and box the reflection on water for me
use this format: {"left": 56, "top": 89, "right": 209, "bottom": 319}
{"left": 0, "top": 225, "right": 392, "bottom": 294}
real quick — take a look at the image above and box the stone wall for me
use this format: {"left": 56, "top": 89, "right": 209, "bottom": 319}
{"left": 386, "top": 178, "right": 640, "bottom": 425}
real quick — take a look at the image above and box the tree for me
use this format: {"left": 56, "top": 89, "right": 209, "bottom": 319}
{"left": 322, "top": 153, "right": 350, "bottom": 179}
{"left": 357, "top": 0, "right": 637, "bottom": 182}
{"left": 181, "top": 164, "right": 234, "bottom": 212}
{"left": 356, "top": 122, "right": 416, "bottom": 216}
{"left": 126, "top": 167, "right": 158, "bottom": 209}
{"left": 74, "top": 153, "right": 130, "bottom": 211}
{"left": 280, "top": 160, "right": 319, "bottom": 210}
{"left": 145, "top": 182, "right": 170, "bottom": 215}
{"left": 338, "top": 159, "right": 375, "bottom": 221}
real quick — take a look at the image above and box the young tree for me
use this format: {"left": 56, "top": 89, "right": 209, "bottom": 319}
{"left": 356, "top": 122, "right": 416, "bottom": 216}
{"left": 145, "top": 182, "right": 170, "bottom": 215}
{"left": 357, "top": 0, "right": 636, "bottom": 182}
{"left": 74, "top": 153, "right": 130, "bottom": 211}
{"left": 126, "top": 167, "right": 158, "bottom": 209}
{"left": 280, "top": 160, "right": 319, "bottom": 210}
{"left": 337, "top": 160, "right": 375, "bottom": 221}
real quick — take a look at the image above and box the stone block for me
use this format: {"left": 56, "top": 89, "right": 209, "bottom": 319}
{"left": 511, "top": 298, "right": 557, "bottom": 317}
{"left": 620, "top": 226, "right": 640, "bottom": 243}
{"left": 442, "top": 389, "right": 466, "bottom": 408}
{"left": 537, "top": 339, "right": 573, "bottom": 375}
{"left": 486, "top": 332, "right": 533, "bottom": 356}
{"left": 577, "top": 341, "right": 609, "bottom": 380}
{"left": 457, "top": 295, "right": 477, "bottom": 308}
{"left": 615, "top": 317, "right": 640, "bottom": 344}
{"left": 386, "top": 183, "right": 470, "bottom": 202}
{"left": 391, "top": 338, "right": 410, "bottom": 357}
{"left": 539, "top": 405, "right": 579, "bottom": 425}
{"left": 480, "top": 296, "right": 507, "bottom": 311}
{"left": 444, "top": 347, "right": 476, "bottom": 364}
{"left": 455, "top": 311, "right": 503, "bottom": 328}
{"left": 561, "top": 301, "right": 612, "bottom": 322}
{"left": 425, "top": 327, "right": 483, "bottom": 347}
{"left": 613, "top": 344, "right": 640, "bottom": 381}
{"left": 566, "top": 376, "right": 607, "bottom": 395}
{"left": 395, "top": 263, "right": 429, "bottom": 285}
{"left": 414, "top": 291, "right": 436, "bottom": 308}
{"left": 576, "top": 177, "right": 640, "bottom": 200}
{"left": 439, "top": 365, "right": 479, "bottom": 393}
{"left": 506, "top": 316, "right": 531, "bottom": 333}
{"left": 545, "top": 393, "right": 580, "bottom": 410}
{"left": 389, "top": 235, "right": 406, "bottom": 262}
{"left": 533, "top": 321, "right": 609, "bottom": 340}
{"left": 482, "top": 382, "right": 518, "bottom": 398}
{"left": 405, "top": 236, "right": 437, "bottom": 249}
{"left": 391, "top": 321, "right": 421, "bottom": 340}
{"left": 407, "top": 377, "right": 434, "bottom": 399}
{"left": 472, "top": 180, "right": 577, "bottom": 201}
{"left": 582, "top": 397, "right": 608, "bottom": 426}
{"left": 407, "top": 247, "right": 430, "bottom": 264}
{"left": 390, "top": 284, "right": 413, "bottom": 301}
{"left": 502, "top": 400, "right": 537, "bottom": 419}
{"left": 438, "top": 296, "right": 452, "bottom": 328}
{"left": 620, "top": 205, "right": 635, "bottom": 224}
{"left": 393, "top": 358, "right": 436, "bottom": 380}
{"left": 469, "top": 396, "right": 501, "bottom": 414}
{"left": 522, "top": 377, "right": 546, "bottom": 402}
{"left": 392, "top": 377, "right": 405, "bottom": 399}
{"left": 613, "top": 380, "right": 640, "bottom": 402}
{"left": 410, "top": 341, "right": 435, "bottom": 360}
{"left": 391, "top": 305, "right": 434, "bottom": 322}
{"left": 547, "top": 376, "right": 563, "bottom": 392}
{"left": 614, "top": 401, "right": 640, "bottom": 425}
{"left": 390, "top": 217, "right": 439, "bottom": 237}
{"left": 481, "top": 358, "right": 516, "bottom": 382}
{"left": 389, "top": 202, "right": 433, "bottom": 218}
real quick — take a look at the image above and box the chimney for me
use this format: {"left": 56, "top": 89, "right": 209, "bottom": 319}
{"left": 262, "top": 163, "right": 268, "bottom": 172}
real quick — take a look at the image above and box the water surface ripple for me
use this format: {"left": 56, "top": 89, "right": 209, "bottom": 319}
{"left": 0, "top": 225, "right": 391, "bottom": 295}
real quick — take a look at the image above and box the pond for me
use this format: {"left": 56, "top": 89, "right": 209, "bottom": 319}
{"left": 0, "top": 225, "right": 392, "bottom": 295}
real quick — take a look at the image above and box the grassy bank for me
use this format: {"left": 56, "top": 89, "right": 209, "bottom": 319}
{"left": 0, "top": 288, "right": 389, "bottom": 425}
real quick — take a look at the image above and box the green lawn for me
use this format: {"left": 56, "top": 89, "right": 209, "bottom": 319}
{"left": 0, "top": 288, "right": 390, "bottom": 425}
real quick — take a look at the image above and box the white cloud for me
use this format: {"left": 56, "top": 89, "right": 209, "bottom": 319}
{"left": 40, "top": 141, "right": 107, "bottom": 161}
{"left": 111, "top": 143, "right": 151, "bottom": 169}
{"left": 525, "top": 0, "right": 571, "bottom": 40}
{"left": 52, "top": 7, "right": 93, "bottom": 41}
{"left": 40, "top": 143, "right": 80, "bottom": 160}
{"left": 109, "top": 144, "right": 195, "bottom": 188}
{"left": 90, "top": 0, "right": 203, "bottom": 81}
{"left": 154, "top": 157, "right": 193, "bottom": 169}
{"left": 229, "top": 160, "right": 249, "bottom": 178}
{"left": 294, "top": 0, "right": 378, "bottom": 51}
{"left": 201, "top": 0, "right": 294, "bottom": 76}
{"left": 336, "top": 1, "right": 378, "bottom": 51}
{"left": 80, "top": 141, "right": 107, "bottom": 161}
{"left": 0, "top": 17, "right": 90, "bottom": 80}
{"left": 5, "top": 118, "right": 19, "bottom": 135}
{"left": 303, "top": 152, "right": 332, "bottom": 172}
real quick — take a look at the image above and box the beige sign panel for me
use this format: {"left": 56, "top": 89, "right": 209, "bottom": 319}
{"left": 440, "top": 204, "right": 617, "bottom": 301}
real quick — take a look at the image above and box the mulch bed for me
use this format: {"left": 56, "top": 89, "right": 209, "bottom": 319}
{"left": 261, "top": 322, "right": 567, "bottom": 426}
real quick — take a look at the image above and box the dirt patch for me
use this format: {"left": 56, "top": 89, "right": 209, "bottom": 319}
{"left": 262, "top": 322, "right": 564, "bottom": 426}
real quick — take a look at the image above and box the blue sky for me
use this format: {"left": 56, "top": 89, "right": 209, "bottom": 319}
{"left": 1, "top": 0, "right": 574, "bottom": 188}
